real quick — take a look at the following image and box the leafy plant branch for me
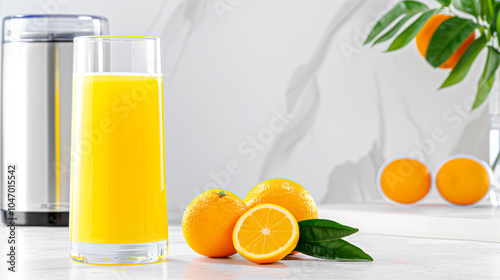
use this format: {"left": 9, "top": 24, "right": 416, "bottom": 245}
{"left": 365, "top": 0, "right": 500, "bottom": 109}
{"left": 366, "top": 0, "right": 500, "bottom": 171}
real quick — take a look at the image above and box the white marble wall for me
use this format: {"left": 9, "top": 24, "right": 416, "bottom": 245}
{"left": 1, "top": 0, "right": 489, "bottom": 220}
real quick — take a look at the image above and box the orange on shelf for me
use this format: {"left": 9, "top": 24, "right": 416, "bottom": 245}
{"left": 378, "top": 158, "right": 432, "bottom": 205}
{"left": 436, "top": 156, "right": 491, "bottom": 206}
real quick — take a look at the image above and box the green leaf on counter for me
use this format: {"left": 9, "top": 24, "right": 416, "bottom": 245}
{"left": 425, "top": 17, "right": 477, "bottom": 68}
{"left": 364, "top": 1, "right": 429, "bottom": 45}
{"left": 298, "top": 219, "right": 359, "bottom": 241}
{"left": 293, "top": 219, "right": 372, "bottom": 262}
{"left": 473, "top": 46, "right": 500, "bottom": 109}
{"left": 440, "top": 36, "right": 486, "bottom": 89}
{"left": 295, "top": 238, "right": 373, "bottom": 262}
{"left": 386, "top": 9, "right": 438, "bottom": 52}
{"left": 373, "top": 13, "right": 419, "bottom": 45}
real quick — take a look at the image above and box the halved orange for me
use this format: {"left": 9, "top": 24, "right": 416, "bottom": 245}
{"left": 232, "top": 203, "right": 299, "bottom": 264}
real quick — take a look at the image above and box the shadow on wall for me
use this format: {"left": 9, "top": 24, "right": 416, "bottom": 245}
{"left": 256, "top": 0, "right": 386, "bottom": 203}
{"left": 257, "top": 0, "right": 489, "bottom": 204}
{"left": 323, "top": 71, "right": 386, "bottom": 203}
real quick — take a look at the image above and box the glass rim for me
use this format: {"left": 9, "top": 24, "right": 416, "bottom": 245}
{"left": 74, "top": 35, "right": 160, "bottom": 42}
{"left": 3, "top": 14, "right": 108, "bottom": 21}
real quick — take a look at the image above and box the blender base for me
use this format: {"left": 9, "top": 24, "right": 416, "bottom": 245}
{"left": 1, "top": 210, "right": 69, "bottom": 226}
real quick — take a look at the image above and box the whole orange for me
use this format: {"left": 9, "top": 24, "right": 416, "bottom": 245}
{"left": 244, "top": 178, "right": 318, "bottom": 222}
{"left": 415, "top": 14, "right": 475, "bottom": 69}
{"left": 182, "top": 189, "right": 247, "bottom": 257}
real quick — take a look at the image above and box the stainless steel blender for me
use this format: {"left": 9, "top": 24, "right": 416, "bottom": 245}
{"left": 1, "top": 15, "right": 108, "bottom": 226}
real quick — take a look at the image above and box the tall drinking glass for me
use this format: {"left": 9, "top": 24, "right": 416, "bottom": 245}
{"left": 69, "top": 36, "right": 167, "bottom": 265}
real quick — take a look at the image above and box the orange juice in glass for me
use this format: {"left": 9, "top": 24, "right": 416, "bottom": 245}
{"left": 70, "top": 36, "right": 167, "bottom": 265}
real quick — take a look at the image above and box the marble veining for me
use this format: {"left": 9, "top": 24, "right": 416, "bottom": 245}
{"left": 259, "top": 0, "right": 364, "bottom": 181}
{"left": 324, "top": 70, "right": 386, "bottom": 203}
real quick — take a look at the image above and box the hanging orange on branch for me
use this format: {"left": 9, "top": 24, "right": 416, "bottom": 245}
{"left": 416, "top": 14, "right": 475, "bottom": 69}
{"left": 364, "top": 0, "right": 498, "bottom": 110}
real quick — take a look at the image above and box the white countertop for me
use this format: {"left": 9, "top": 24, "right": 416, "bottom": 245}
{"left": 0, "top": 225, "right": 499, "bottom": 279}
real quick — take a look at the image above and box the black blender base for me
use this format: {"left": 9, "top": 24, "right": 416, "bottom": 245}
{"left": 1, "top": 210, "right": 69, "bottom": 226}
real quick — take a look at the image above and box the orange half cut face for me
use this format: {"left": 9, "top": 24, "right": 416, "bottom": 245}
{"left": 233, "top": 203, "right": 299, "bottom": 264}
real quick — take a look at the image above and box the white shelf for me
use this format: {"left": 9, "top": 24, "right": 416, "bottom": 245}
{"left": 319, "top": 203, "right": 500, "bottom": 243}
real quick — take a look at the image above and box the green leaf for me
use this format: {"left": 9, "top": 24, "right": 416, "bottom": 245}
{"left": 373, "top": 13, "right": 418, "bottom": 45}
{"left": 496, "top": 5, "right": 500, "bottom": 45}
{"left": 298, "top": 219, "right": 359, "bottom": 242}
{"left": 484, "top": 0, "right": 494, "bottom": 20}
{"left": 387, "top": 9, "right": 438, "bottom": 52}
{"left": 492, "top": 4, "right": 500, "bottom": 32}
{"left": 364, "top": 1, "right": 429, "bottom": 44}
{"left": 425, "top": 17, "right": 477, "bottom": 67}
{"left": 473, "top": 47, "right": 500, "bottom": 109}
{"left": 440, "top": 36, "right": 486, "bottom": 88}
{"left": 452, "top": 0, "right": 481, "bottom": 17}
{"left": 295, "top": 238, "right": 373, "bottom": 262}
{"left": 475, "top": 75, "right": 495, "bottom": 109}
{"left": 216, "top": 190, "right": 227, "bottom": 197}
{"left": 436, "top": 0, "right": 452, "bottom": 5}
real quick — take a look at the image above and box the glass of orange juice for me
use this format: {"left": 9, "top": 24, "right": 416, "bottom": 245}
{"left": 69, "top": 36, "right": 167, "bottom": 265}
